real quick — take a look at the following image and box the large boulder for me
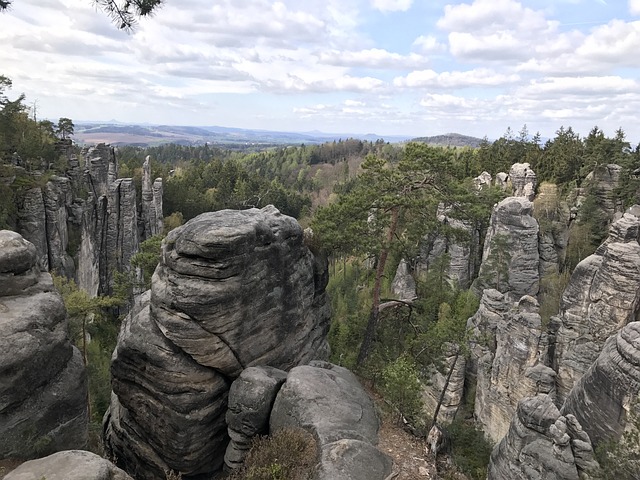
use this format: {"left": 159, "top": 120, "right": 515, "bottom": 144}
{"left": 488, "top": 395, "right": 599, "bottom": 480}
{"left": 104, "top": 206, "right": 330, "bottom": 479}
{"left": 270, "top": 361, "right": 393, "bottom": 480}
{"left": 4, "top": 450, "right": 132, "bottom": 480}
{"left": 0, "top": 230, "right": 88, "bottom": 459}
{"left": 551, "top": 209, "right": 640, "bottom": 404}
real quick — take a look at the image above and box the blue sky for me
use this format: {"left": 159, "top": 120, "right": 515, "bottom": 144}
{"left": 1, "top": 0, "right": 640, "bottom": 142}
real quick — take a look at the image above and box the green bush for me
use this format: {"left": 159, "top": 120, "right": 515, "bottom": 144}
{"left": 447, "top": 419, "right": 493, "bottom": 480}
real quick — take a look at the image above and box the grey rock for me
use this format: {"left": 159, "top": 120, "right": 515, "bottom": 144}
{"left": 16, "top": 187, "right": 48, "bottom": 271}
{"left": 4, "top": 450, "right": 133, "bottom": 480}
{"left": 475, "top": 171, "right": 492, "bottom": 189}
{"left": 420, "top": 343, "right": 466, "bottom": 425}
{"left": 141, "top": 156, "right": 164, "bottom": 240}
{"left": 473, "top": 294, "right": 554, "bottom": 443}
{"left": 316, "top": 439, "right": 394, "bottom": 480}
{"left": 0, "top": 232, "right": 88, "bottom": 459}
{"left": 509, "top": 163, "right": 537, "bottom": 200}
{"left": 43, "top": 176, "right": 74, "bottom": 276}
{"left": 104, "top": 206, "right": 330, "bottom": 479}
{"left": 225, "top": 366, "right": 288, "bottom": 469}
{"left": 473, "top": 197, "right": 540, "bottom": 298}
{"left": 391, "top": 259, "right": 417, "bottom": 302}
{"left": 576, "top": 164, "right": 623, "bottom": 223}
{"left": 551, "top": 211, "right": 640, "bottom": 404}
{"left": 488, "top": 395, "right": 598, "bottom": 480}
{"left": 495, "top": 172, "right": 509, "bottom": 190}
{"left": 561, "top": 322, "right": 640, "bottom": 448}
{"left": 270, "top": 362, "right": 393, "bottom": 480}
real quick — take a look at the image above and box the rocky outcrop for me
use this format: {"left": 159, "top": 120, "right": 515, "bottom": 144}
{"left": 43, "top": 176, "right": 75, "bottom": 276}
{"left": 391, "top": 259, "right": 417, "bottom": 302}
{"left": 420, "top": 344, "right": 466, "bottom": 425}
{"left": 225, "top": 366, "right": 288, "bottom": 469}
{"left": 4, "top": 450, "right": 133, "bottom": 480}
{"left": 469, "top": 293, "right": 554, "bottom": 442}
{"left": 0, "top": 230, "right": 88, "bottom": 459}
{"left": 488, "top": 395, "right": 599, "bottom": 480}
{"left": 550, "top": 209, "right": 640, "bottom": 404}
{"left": 270, "top": 361, "right": 393, "bottom": 480}
{"left": 575, "top": 164, "right": 623, "bottom": 223}
{"left": 509, "top": 163, "right": 537, "bottom": 201}
{"left": 561, "top": 321, "right": 640, "bottom": 447}
{"left": 16, "top": 187, "right": 48, "bottom": 271}
{"left": 473, "top": 197, "right": 540, "bottom": 298}
{"left": 104, "top": 206, "right": 330, "bottom": 480}
{"left": 141, "top": 155, "right": 164, "bottom": 240}
{"left": 534, "top": 183, "right": 570, "bottom": 276}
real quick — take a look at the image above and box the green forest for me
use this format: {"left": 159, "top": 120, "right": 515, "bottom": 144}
{"left": 3, "top": 76, "right": 640, "bottom": 478}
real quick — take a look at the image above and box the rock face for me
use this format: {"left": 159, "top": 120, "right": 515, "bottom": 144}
{"left": 225, "top": 366, "right": 288, "bottom": 469}
{"left": 104, "top": 206, "right": 330, "bottom": 480}
{"left": 0, "top": 230, "right": 88, "bottom": 459}
{"left": 270, "top": 361, "right": 393, "bottom": 480}
{"left": 141, "top": 155, "right": 164, "bottom": 239}
{"left": 16, "top": 187, "right": 48, "bottom": 271}
{"left": 562, "top": 321, "right": 640, "bottom": 447}
{"left": 488, "top": 395, "right": 599, "bottom": 480}
{"left": 550, "top": 210, "right": 640, "bottom": 404}
{"left": 473, "top": 197, "right": 540, "bottom": 298}
{"left": 4, "top": 450, "right": 133, "bottom": 480}
{"left": 391, "top": 258, "right": 417, "bottom": 301}
{"left": 420, "top": 344, "right": 466, "bottom": 425}
{"left": 576, "top": 164, "right": 623, "bottom": 222}
{"left": 468, "top": 292, "right": 555, "bottom": 442}
{"left": 509, "top": 163, "right": 537, "bottom": 201}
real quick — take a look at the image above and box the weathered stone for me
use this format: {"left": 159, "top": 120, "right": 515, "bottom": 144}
{"left": 420, "top": 343, "right": 466, "bottom": 425}
{"left": 561, "top": 322, "right": 640, "bottom": 448}
{"left": 474, "top": 171, "right": 492, "bottom": 189}
{"left": 495, "top": 172, "right": 509, "bottom": 191}
{"left": 488, "top": 395, "right": 598, "bottom": 480}
{"left": 473, "top": 295, "right": 554, "bottom": 443}
{"left": 4, "top": 450, "right": 133, "bottom": 480}
{"left": 551, "top": 211, "right": 640, "bottom": 404}
{"left": 509, "top": 163, "right": 537, "bottom": 201}
{"left": 576, "top": 164, "right": 623, "bottom": 223}
{"left": 0, "top": 232, "right": 88, "bottom": 459}
{"left": 391, "top": 258, "right": 417, "bottom": 302}
{"left": 224, "top": 366, "right": 288, "bottom": 470}
{"left": 43, "top": 176, "right": 74, "bottom": 276}
{"left": 270, "top": 362, "right": 393, "bottom": 480}
{"left": 16, "top": 187, "right": 48, "bottom": 271}
{"left": 473, "top": 197, "right": 540, "bottom": 298}
{"left": 535, "top": 183, "right": 570, "bottom": 276}
{"left": 141, "top": 156, "right": 164, "bottom": 240}
{"left": 104, "top": 206, "right": 330, "bottom": 479}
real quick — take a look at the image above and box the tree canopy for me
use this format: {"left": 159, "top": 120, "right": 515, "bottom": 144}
{"left": 0, "top": 0, "right": 164, "bottom": 30}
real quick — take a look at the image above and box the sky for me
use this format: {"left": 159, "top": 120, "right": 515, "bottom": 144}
{"left": 1, "top": 0, "right": 640, "bottom": 142}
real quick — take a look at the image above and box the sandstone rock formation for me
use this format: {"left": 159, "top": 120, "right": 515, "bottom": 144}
{"left": 4, "top": 450, "right": 133, "bottom": 480}
{"left": 472, "top": 295, "right": 555, "bottom": 443}
{"left": 104, "top": 206, "right": 330, "bottom": 480}
{"left": 575, "top": 164, "right": 623, "bottom": 223}
{"left": 141, "top": 155, "right": 164, "bottom": 239}
{"left": 391, "top": 258, "right": 417, "bottom": 302}
{"left": 420, "top": 343, "right": 466, "bottom": 425}
{"left": 270, "top": 361, "right": 393, "bottom": 480}
{"left": 488, "top": 395, "right": 599, "bottom": 480}
{"left": 550, "top": 209, "right": 640, "bottom": 404}
{"left": 0, "top": 230, "right": 88, "bottom": 459}
{"left": 225, "top": 366, "right": 288, "bottom": 469}
{"left": 509, "top": 163, "right": 537, "bottom": 201}
{"left": 562, "top": 321, "right": 640, "bottom": 447}
{"left": 473, "top": 197, "right": 540, "bottom": 298}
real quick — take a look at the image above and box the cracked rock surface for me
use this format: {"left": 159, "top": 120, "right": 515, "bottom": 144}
{"left": 103, "top": 206, "right": 330, "bottom": 480}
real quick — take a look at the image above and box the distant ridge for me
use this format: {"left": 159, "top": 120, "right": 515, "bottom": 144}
{"left": 411, "top": 132, "right": 485, "bottom": 148}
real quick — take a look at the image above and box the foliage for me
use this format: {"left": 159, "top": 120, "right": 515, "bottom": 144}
{"left": 131, "top": 234, "right": 164, "bottom": 289}
{"left": 538, "top": 269, "right": 570, "bottom": 327}
{"left": 476, "top": 233, "right": 511, "bottom": 293}
{"left": 447, "top": 418, "right": 493, "bottom": 480}
{"left": 595, "top": 404, "right": 640, "bottom": 480}
{"left": 228, "top": 428, "right": 317, "bottom": 480}
{"left": 380, "top": 355, "right": 424, "bottom": 424}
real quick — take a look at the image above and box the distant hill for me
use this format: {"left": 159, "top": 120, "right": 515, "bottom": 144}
{"left": 411, "top": 133, "right": 486, "bottom": 148}
{"left": 72, "top": 122, "right": 413, "bottom": 147}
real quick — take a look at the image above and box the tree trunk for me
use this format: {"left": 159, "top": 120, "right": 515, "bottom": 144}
{"left": 432, "top": 347, "right": 460, "bottom": 427}
{"left": 357, "top": 207, "right": 400, "bottom": 366}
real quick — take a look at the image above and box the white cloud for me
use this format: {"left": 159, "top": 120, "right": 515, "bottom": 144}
{"left": 371, "top": 0, "right": 413, "bottom": 13}
{"left": 394, "top": 68, "right": 520, "bottom": 88}
{"left": 412, "top": 35, "right": 445, "bottom": 53}
{"left": 319, "top": 48, "right": 427, "bottom": 69}
{"left": 631, "top": 0, "right": 640, "bottom": 15}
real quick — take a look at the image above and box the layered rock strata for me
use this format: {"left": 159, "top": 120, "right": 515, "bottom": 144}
{"left": 488, "top": 395, "right": 599, "bottom": 480}
{"left": 473, "top": 197, "right": 540, "bottom": 298}
{"left": 561, "top": 321, "right": 640, "bottom": 447}
{"left": 270, "top": 361, "right": 393, "bottom": 480}
{"left": 550, "top": 209, "right": 640, "bottom": 404}
{"left": 104, "top": 206, "right": 330, "bottom": 480}
{"left": 0, "top": 230, "right": 88, "bottom": 459}
{"left": 469, "top": 292, "right": 554, "bottom": 443}
{"left": 141, "top": 155, "right": 164, "bottom": 239}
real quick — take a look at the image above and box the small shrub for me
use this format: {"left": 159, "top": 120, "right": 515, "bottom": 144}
{"left": 379, "top": 355, "right": 424, "bottom": 425}
{"left": 229, "top": 427, "right": 317, "bottom": 480}
{"left": 447, "top": 419, "right": 493, "bottom": 480}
